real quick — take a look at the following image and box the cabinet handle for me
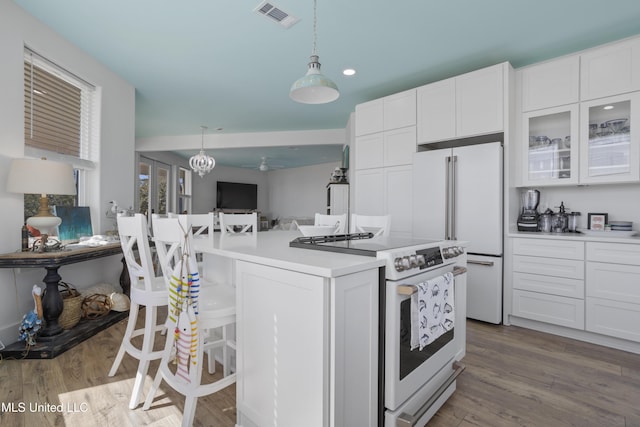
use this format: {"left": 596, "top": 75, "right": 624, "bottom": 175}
{"left": 451, "top": 155, "right": 457, "bottom": 240}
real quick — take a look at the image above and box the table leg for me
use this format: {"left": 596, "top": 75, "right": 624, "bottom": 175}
{"left": 40, "top": 266, "right": 64, "bottom": 337}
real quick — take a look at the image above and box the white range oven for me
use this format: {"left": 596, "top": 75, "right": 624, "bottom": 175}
{"left": 290, "top": 234, "right": 467, "bottom": 426}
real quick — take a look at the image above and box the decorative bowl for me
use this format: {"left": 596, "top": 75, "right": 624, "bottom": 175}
{"left": 605, "top": 118, "right": 628, "bottom": 134}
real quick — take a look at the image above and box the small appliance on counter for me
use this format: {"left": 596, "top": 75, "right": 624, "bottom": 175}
{"left": 538, "top": 202, "right": 580, "bottom": 233}
{"left": 517, "top": 189, "right": 540, "bottom": 232}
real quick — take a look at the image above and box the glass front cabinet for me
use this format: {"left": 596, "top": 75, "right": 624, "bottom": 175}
{"left": 522, "top": 104, "right": 579, "bottom": 186}
{"left": 579, "top": 93, "right": 640, "bottom": 184}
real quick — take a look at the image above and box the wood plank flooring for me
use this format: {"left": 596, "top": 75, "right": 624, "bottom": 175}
{"left": 1, "top": 315, "right": 640, "bottom": 426}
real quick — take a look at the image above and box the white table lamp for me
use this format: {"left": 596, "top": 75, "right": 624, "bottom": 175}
{"left": 6, "top": 158, "right": 77, "bottom": 235}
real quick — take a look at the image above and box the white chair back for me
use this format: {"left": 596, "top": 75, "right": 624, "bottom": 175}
{"left": 219, "top": 212, "right": 258, "bottom": 234}
{"left": 176, "top": 213, "right": 215, "bottom": 240}
{"left": 117, "top": 214, "right": 157, "bottom": 297}
{"left": 314, "top": 213, "right": 348, "bottom": 234}
{"left": 151, "top": 217, "right": 189, "bottom": 288}
{"left": 350, "top": 214, "right": 391, "bottom": 237}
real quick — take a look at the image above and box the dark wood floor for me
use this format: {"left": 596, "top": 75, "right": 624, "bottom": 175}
{"left": 1, "top": 316, "right": 639, "bottom": 426}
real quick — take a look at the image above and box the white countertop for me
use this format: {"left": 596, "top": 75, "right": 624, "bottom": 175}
{"left": 193, "top": 231, "right": 385, "bottom": 278}
{"left": 508, "top": 229, "right": 640, "bottom": 244}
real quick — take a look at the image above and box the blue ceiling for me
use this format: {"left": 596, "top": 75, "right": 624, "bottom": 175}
{"left": 13, "top": 0, "right": 640, "bottom": 168}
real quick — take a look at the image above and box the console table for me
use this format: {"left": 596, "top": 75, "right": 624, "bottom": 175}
{"left": 0, "top": 243, "right": 128, "bottom": 359}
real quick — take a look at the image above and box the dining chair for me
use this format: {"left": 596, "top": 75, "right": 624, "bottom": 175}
{"left": 350, "top": 214, "right": 391, "bottom": 237}
{"left": 108, "top": 213, "right": 168, "bottom": 409}
{"left": 314, "top": 213, "right": 348, "bottom": 234}
{"left": 143, "top": 217, "right": 236, "bottom": 426}
{"left": 218, "top": 212, "right": 258, "bottom": 234}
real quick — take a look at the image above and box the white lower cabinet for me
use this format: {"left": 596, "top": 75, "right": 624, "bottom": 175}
{"left": 511, "top": 238, "right": 585, "bottom": 330}
{"left": 235, "top": 261, "right": 379, "bottom": 427}
{"left": 586, "top": 242, "right": 640, "bottom": 343}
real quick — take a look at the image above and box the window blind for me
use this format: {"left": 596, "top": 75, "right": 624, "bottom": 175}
{"left": 23, "top": 48, "right": 96, "bottom": 161}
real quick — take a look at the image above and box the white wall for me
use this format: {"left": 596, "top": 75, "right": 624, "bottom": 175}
{"left": 268, "top": 162, "right": 341, "bottom": 221}
{"left": 0, "top": 2, "right": 135, "bottom": 345}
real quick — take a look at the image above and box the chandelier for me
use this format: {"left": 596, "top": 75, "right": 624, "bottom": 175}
{"left": 289, "top": 0, "right": 339, "bottom": 104}
{"left": 189, "top": 126, "right": 216, "bottom": 177}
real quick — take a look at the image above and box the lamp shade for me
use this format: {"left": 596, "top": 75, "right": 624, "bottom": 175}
{"left": 6, "top": 158, "right": 76, "bottom": 196}
{"left": 290, "top": 55, "right": 339, "bottom": 104}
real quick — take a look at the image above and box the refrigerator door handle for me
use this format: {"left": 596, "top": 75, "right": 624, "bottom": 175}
{"left": 468, "top": 259, "right": 495, "bottom": 267}
{"left": 451, "top": 155, "right": 457, "bottom": 240}
{"left": 444, "top": 156, "right": 451, "bottom": 240}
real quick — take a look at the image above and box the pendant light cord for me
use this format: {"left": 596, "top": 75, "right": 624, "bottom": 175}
{"left": 312, "top": 0, "right": 317, "bottom": 55}
{"left": 200, "top": 125, "right": 207, "bottom": 150}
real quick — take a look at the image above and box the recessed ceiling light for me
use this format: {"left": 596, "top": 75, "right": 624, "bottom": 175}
{"left": 342, "top": 68, "right": 356, "bottom": 76}
{"left": 603, "top": 105, "right": 614, "bottom": 110}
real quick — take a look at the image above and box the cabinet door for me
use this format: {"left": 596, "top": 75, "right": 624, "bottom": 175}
{"left": 383, "top": 89, "right": 416, "bottom": 130}
{"left": 354, "top": 169, "right": 385, "bottom": 216}
{"left": 354, "top": 133, "right": 384, "bottom": 170}
{"left": 355, "top": 99, "right": 383, "bottom": 136}
{"left": 235, "top": 261, "right": 328, "bottom": 426}
{"left": 521, "top": 56, "right": 580, "bottom": 112}
{"left": 385, "top": 165, "right": 412, "bottom": 237}
{"left": 416, "top": 78, "right": 456, "bottom": 144}
{"left": 521, "top": 104, "right": 579, "bottom": 186}
{"left": 579, "top": 92, "right": 640, "bottom": 184}
{"left": 456, "top": 63, "right": 504, "bottom": 137}
{"left": 383, "top": 126, "right": 416, "bottom": 167}
{"left": 581, "top": 38, "right": 640, "bottom": 101}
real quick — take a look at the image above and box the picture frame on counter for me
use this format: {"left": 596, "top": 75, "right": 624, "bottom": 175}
{"left": 588, "top": 213, "right": 608, "bottom": 230}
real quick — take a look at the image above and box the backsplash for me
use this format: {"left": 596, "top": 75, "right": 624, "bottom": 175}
{"left": 529, "top": 184, "right": 640, "bottom": 230}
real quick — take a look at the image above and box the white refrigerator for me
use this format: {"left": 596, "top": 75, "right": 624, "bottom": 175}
{"left": 412, "top": 141, "right": 503, "bottom": 324}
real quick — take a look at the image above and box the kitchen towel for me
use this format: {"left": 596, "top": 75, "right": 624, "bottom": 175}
{"left": 411, "top": 272, "right": 455, "bottom": 351}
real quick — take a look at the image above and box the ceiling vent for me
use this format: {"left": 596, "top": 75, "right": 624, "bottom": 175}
{"left": 254, "top": 1, "right": 300, "bottom": 29}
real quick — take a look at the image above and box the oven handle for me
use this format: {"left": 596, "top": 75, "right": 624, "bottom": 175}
{"left": 396, "top": 266, "right": 467, "bottom": 296}
{"left": 396, "top": 361, "right": 466, "bottom": 427}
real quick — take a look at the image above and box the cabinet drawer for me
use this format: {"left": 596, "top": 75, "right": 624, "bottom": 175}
{"left": 513, "top": 238, "right": 584, "bottom": 260}
{"left": 513, "top": 289, "right": 585, "bottom": 330}
{"left": 513, "top": 272, "right": 584, "bottom": 298}
{"left": 586, "top": 297, "right": 640, "bottom": 343}
{"left": 586, "top": 262, "right": 640, "bottom": 304}
{"left": 513, "top": 255, "right": 584, "bottom": 280}
{"left": 586, "top": 242, "right": 640, "bottom": 265}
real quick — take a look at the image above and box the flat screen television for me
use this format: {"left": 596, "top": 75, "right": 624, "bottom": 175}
{"left": 216, "top": 181, "right": 258, "bottom": 210}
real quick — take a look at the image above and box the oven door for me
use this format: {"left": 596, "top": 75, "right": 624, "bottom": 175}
{"left": 384, "top": 262, "right": 466, "bottom": 413}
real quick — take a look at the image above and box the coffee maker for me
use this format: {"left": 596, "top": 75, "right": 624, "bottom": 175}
{"left": 517, "top": 189, "right": 540, "bottom": 232}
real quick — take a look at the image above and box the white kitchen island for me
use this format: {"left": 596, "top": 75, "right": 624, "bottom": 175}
{"left": 194, "top": 231, "right": 385, "bottom": 427}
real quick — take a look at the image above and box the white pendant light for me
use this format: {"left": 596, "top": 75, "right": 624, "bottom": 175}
{"left": 189, "top": 126, "right": 216, "bottom": 177}
{"left": 290, "top": 0, "right": 339, "bottom": 104}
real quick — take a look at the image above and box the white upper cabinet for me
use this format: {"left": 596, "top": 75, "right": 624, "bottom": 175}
{"left": 417, "top": 78, "right": 456, "bottom": 143}
{"left": 521, "top": 104, "right": 580, "bottom": 186}
{"left": 383, "top": 90, "right": 417, "bottom": 130}
{"left": 355, "top": 89, "right": 416, "bottom": 136}
{"left": 456, "top": 64, "right": 505, "bottom": 137}
{"left": 355, "top": 99, "right": 383, "bottom": 136}
{"left": 521, "top": 56, "right": 580, "bottom": 112}
{"left": 417, "top": 63, "right": 507, "bottom": 144}
{"left": 579, "top": 92, "right": 640, "bottom": 184}
{"left": 581, "top": 38, "right": 640, "bottom": 101}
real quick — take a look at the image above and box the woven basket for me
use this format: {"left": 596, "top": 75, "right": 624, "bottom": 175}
{"left": 58, "top": 282, "right": 83, "bottom": 329}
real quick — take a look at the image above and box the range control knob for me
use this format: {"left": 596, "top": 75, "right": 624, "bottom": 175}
{"left": 442, "top": 246, "right": 465, "bottom": 259}
{"left": 394, "top": 255, "right": 419, "bottom": 272}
